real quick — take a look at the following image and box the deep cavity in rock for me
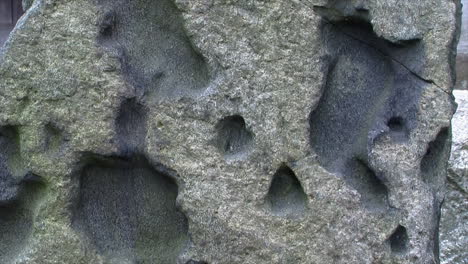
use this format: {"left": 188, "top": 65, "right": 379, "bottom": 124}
{"left": 72, "top": 155, "right": 188, "bottom": 263}
{"left": 266, "top": 165, "right": 307, "bottom": 218}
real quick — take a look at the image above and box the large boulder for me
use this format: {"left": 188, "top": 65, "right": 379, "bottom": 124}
{"left": 0, "top": 0, "right": 461, "bottom": 263}
{"left": 440, "top": 90, "right": 468, "bottom": 264}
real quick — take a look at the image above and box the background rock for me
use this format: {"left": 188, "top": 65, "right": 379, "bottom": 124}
{"left": 0, "top": 0, "right": 23, "bottom": 47}
{"left": 440, "top": 90, "right": 468, "bottom": 264}
{"left": 456, "top": 0, "right": 468, "bottom": 90}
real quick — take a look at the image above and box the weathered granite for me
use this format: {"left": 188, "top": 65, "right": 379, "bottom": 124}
{"left": 441, "top": 90, "right": 468, "bottom": 264}
{"left": 0, "top": 0, "right": 461, "bottom": 263}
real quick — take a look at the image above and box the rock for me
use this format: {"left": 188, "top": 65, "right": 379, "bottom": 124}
{"left": 0, "top": 0, "right": 461, "bottom": 263}
{"left": 440, "top": 90, "right": 468, "bottom": 264}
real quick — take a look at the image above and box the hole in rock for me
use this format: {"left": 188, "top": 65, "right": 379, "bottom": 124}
{"left": 0, "top": 126, "right": 45, "bottom": 263}
{"left": 97, "top": 0, "right": 211, "bottom": 101}
{"left": 384, "top": 116, "right": 410, "bottom": 142}
{"left": 266, "top": 165, "right": 307, "bottom": 218}
{"left": 215, "top": 115, "right": 253, "bottom": 159}
{"left": 343, "top": 158, "right": 389, "bottom": 210}
{"left": 309, "top": 16, "right": 425, "bottom": 176}
{"left": 116, "top": 98, "right": 148, "bottom": 156}
{"left": 72, "top": 155, "right": 188, "bottom": 263}
{"left": 420, "top": 128, "right": 450, "bottom": 186}
{"left": 99, "top": 11, "right": 116, "bottom": 40}
{"left": 387, "top": 117, "right": 405, "bottom": 132}
{"left": 389, "top": 225, "right": 409, "bottom": 254}
{"left": 0, "top": 175, "right": 44, "bottom": 264}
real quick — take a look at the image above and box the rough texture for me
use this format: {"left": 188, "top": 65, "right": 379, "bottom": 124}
{"left": 0, "top": 0, "right": 460, "bottom": 263}
{"left": 440, "top": 90, "right": 468, "bottom": 264}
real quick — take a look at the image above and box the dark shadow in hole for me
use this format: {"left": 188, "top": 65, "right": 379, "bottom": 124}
{"left": 342, "top": 158, "right": 389, "bottom": 210}
{"left": 72, "top": 154, "right": 188, "bottom": 263}
{"left": 385, "top": 116, "right": 409, "bottom": 142}
{"left": 266, "top": 165, "right": 307, "bottom": 219}
{"left": 96, "top": 0, "right": 211, "bottom": 102}
{"left": 389, "top": 225, "right": 409, "bottom": 254}
{"left": 420, "top": 128, "right": 450, "bottom": 187}
{"left": 215, "top": 115, "right": 253, "bottom": 159}
{"left": 387, "top": 117, "right": 405, "bottom": 132}
{"left": 97, "top": 10, "right": 116, "bottom": 46}
{"left": 115, "top": 98, "right": 148, "bottom": 156}
{"left": 186, "top": 260, "right": 208, "bottom": 264}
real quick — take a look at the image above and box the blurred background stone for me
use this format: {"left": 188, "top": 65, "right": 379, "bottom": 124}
{"left": 441, "top": 90, "right": 468, "bottom": 264}
{"left": 0, "top": 0, "right": 23, "bottom": 47}
{"left": 456, "top": 0, "right": 468, "bottom": 90}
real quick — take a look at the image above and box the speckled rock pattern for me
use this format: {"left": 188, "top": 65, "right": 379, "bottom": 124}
{"left": 441, "top": 90, "right": 468, "bottom": 264}
{"left": 0, "top": 0, "right": 461, "bottom": 263}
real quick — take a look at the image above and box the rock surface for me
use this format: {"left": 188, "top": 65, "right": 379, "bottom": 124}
{"left": 0, "top": 0, "right": 461, "bottom": 263}
{"left": 440, "top": 90, "right": 468, "bottom": 264}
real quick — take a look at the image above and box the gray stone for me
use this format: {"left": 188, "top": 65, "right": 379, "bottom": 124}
{"left": 441, "top": 90, "right": 468, "bottom": 264}
{"left": 0, "top": 0, "right": 461, "bottom": 263}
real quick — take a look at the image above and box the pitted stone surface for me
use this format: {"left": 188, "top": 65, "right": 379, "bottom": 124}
{"left": 0, "top": 0, "right": 461, "bottom": 263}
